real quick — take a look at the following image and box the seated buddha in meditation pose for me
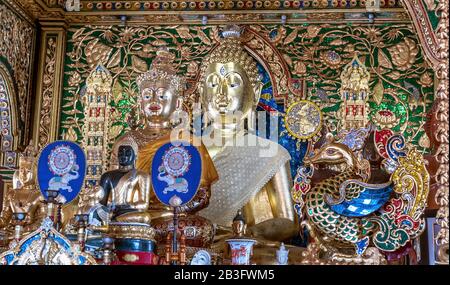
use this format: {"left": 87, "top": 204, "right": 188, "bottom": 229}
{"left": 111, "top": 47, "right": 218, "bottom": 247}
{"left": 0, "top": 142, "right": 46, "bottom": 237}
{"left": 98, "top": 144, "right": 151, "bottom": 224}
{"left": 197, "top": 25, "right": 297, "bottom": 243}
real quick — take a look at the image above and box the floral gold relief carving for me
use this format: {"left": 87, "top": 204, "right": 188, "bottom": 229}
{"left": 61, "top": 25, "right": 289, "bottom": 148}
{"left": 38, "top": 36, "right": 57, "bottom": 150}
{"left": 14, "top": 0, "right": 64, "bottom": 20}
{"left": 61, "top": 24, "right": 435, "bottom": 155}
{"left": 387, "top": 38, "right": 419, "bottom": 71}
{"left": 0, "top": 3, "right": 34, "bottom": 128}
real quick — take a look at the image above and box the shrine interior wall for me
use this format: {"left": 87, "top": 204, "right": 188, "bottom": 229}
{"left": 60, "top": 23, "right": 436, "bottom": 157}
{"left": 0, "top": 0, "right": 36, "bottom": 206}
{"left": 0, "top": 21, "right": 439, "bottom": 212}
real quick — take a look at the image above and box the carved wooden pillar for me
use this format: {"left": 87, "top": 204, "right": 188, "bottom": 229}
{"left": 33, "top": 22, "right": 67, "bottom": 150}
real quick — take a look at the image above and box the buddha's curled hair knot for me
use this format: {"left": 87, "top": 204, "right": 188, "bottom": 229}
{"left": 198, "top": 26, "right": 262, "bottom": 91}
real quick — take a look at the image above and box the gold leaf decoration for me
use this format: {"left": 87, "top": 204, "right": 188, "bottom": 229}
{"left": 283, "top": 53, "right": 293, "bottom": 67}
{"left": 109, "top": 125, "right": 123, "bottom": 139}
{"left": 378, "top": 49, "right": 393, "bottom": 69}
{"left": 387, "top": 70, "right": 402, "bottom": 80}
{"left": 306, "top": 25, "right": 321, "bottom": 38}
{"left": 373, "top": 80, "right": 384, "bottom": 105}
{"left": 143, "top": 44, "right": 153, "bottom": 54}
{"left": 63, "top": 109, "right": 79, "bottom": 116}
{"left": 112, "top": 80, "right": 123, "bottom": 102}
{"left": 196, "top": 28, "right": 211, "bottom": 45}
{"left": 110, "top": 66, "right": 123, "bottom": 74}
{"left": 63, "top": 126, "right": 78, "bottom": 141}
{"left": 176, "top": 26, "right": 192, "bottom": 39}
{"left": 85, "top": 39, "right": 112, "bottom": 69}
{"left": 387, "top": 38, "right": 418, "bottom": 71}
{"left": 293, "top": 61, "right": 307, "bottom": 76}
{"left": 358, "top": 55, "right": 367, "bottom": 65}
{"left": 68, "top": 71, "right": 82, "bottom": 87}
{"left": 284, "top": 28, "right": 298, "bottom": 45}
{"left": 131, "top": 55, "right": 148, "bottom": 73}
{"left": 152, "top": 39, "right": 168, "bottom": 46}
{"left": 344, "top": 44, "right": 355, "bottom": 54}
{"left": 60, "top": 24, "right": 434, "bottom": 158}
{"left": 329, "top": 38, "right": 346, "bottom": 46}
{"left": 107, "top": 49, "right": 121, "bottom": 69}
{"left": 62, "top": 100, "right": 74, "bottom": 108}
{"left": 72, "top": 27, "right": 86, "bottom": 41}
{"left": 418, "top": 72, "right": 433, "bottom": 87}
{"left": 418, "top": 132, "right": 431, "bottom": 148}
{"left": 424, "top": 0, "right": 437, "bottom": 10}
{"left": 210, "top": 26, "right": 221, "bottom": 43}
{"left": 186, "top": 61, "right": 199, "bottom": 77}
{"left": 109, "top": 108, "right": 123, "bottom": 124}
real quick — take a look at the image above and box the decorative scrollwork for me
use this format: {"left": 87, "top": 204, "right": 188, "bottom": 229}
{"left": 391, "top": 149, "right": 430, "bottom": 222}
{"left": 38, "top": 36, "right": 57, "bottom": 150}
{"left": 0, "top": 218, "right": 96, "bottom": 265}
{"left": 433, "top": 0, "right": 449, "bottom": 264}
{"left": 0, "top": 2, "right": 34, "bottom": 139}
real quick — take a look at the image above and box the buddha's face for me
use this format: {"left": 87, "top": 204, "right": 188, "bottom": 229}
{"left": 201, "top": 62, "right": 261, "bottom": 123}
{"left": 117, "top": 145, "right": 135, "bottom": 167}
{"left": 232, "top": 220, "right": 246, "bottom": 237}
{"left": 18, "top": 160, "right": 33, "bottom": 185}
{"left": 140, "top": 81, "right": 178, "bottom": 125}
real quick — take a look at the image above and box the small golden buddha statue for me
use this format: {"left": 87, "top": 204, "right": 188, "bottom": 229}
{"left": 112, "top": 47, "right": 218, "bottom": 247}
{"left": 231, "top": 210, "right": 246, "bottom": 238}
{"left": 0, "top": 141, "right": 46, "bottom": 237}
{"left": 197, "top": 25, "right": 296, "bottom": 242}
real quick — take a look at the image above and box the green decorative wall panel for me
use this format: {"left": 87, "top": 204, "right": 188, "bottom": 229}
{"left": 61, "top": 23, "right": 435, "bottom": 155}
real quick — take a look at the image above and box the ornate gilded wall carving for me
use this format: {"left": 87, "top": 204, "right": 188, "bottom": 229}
{"left": 38, "top": 36, "right": 58, "bottom": 150}
{"left": 400, "top": 0, "right": 449, "bottom": 264}
{"left": 34, "top": 27, "right": 66, "bottom": 152}
{"left": 432, "top": 0, "right": 449, "bottom": 265}
{"left": 60, "top": 24, "right": 435, "bottom": 158}
{"left": 0, "top": 67, "right": 17, "bottom": 168}
{"left": 0, "top": 1, "right": 35, "bottom": 147}
{"left": 401, "top": 0, "right": 442, "bottom": 66}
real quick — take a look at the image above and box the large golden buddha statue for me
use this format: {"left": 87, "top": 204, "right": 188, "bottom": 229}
{"left": 112, "top": 47, "right": 218, "bottom": 247}
{"left": 197, "top": 26, "right": 296, "bottom": 242}
{"left": 0, "top": 141, "right": 46, "bottom": 237}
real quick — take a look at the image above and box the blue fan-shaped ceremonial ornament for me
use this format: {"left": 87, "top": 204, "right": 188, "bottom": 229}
{"left": 37, "top": 141, "right": 86, "bottom": 204}
{"left": 151, "top": 141, "right": 201, "bottom": 207}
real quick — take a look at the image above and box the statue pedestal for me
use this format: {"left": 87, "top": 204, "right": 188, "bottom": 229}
{"left": 107, "top": 222, "right": 159, "bottom": 265}
{"left": 112, "top": 239, "right": 159, "bottom": 265}
{"left": 226, "top": 238, "right": 256, "bottom": 265}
